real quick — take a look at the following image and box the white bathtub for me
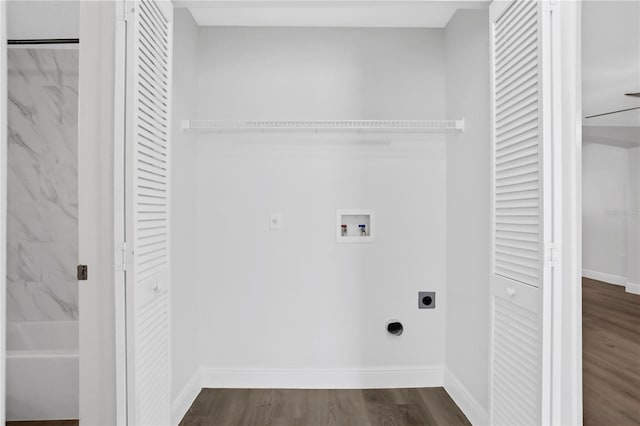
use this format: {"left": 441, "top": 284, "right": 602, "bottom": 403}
{"left": 6, "top": 321, "right": 79, "bottom": 421}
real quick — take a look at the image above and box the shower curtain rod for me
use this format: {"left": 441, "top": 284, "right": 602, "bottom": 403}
{"left": 8, "top": 38, "right": 79, "bottom": 45}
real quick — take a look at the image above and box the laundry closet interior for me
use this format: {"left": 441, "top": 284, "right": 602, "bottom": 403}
{"left": 4, "top": 0, "right": 571, "bottom": 425}
{"left": 166, "top": 1, "right": 491, "bottom": 422}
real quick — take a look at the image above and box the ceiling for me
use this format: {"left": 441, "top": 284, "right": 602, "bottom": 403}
{"left": 583, "top": 125, "right": 640, "bottom": 149}
{"left": 177, "top": 1, "right": 489, "bottom": 28}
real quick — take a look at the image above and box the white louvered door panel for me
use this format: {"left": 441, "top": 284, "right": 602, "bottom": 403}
{"left": 494, "top": 0, "right": 541, "bottom": 288}
{"left": 124, "top": 1, "right": 173, "bottom": 425}
{"left": 490, "top": 1, "right": 556, "bottom": 425}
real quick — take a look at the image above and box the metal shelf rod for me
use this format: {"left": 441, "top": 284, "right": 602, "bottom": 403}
{"left": 181, "top": 119, "right": 465, "bottom": 133}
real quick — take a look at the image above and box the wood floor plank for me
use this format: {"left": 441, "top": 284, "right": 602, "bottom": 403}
{"left": 417, "top": 388, "right": 471, "bottom": 426}
{"left": 326, "top": 390, "right": 369, "bottom": 426}
{"left": 583, "top": 278, "right": 640, "bottom": 426}
{"left": 179, "top": 388, "right": 469, "bottom": 426}
{"left": 6, "top": 422, "right": 78, "bottom": 426}
{"left": 391, "top": 388, "right": 440, "bottom": 426}
{"left": 360, "top": 388, "right": 401, "bottom": 426}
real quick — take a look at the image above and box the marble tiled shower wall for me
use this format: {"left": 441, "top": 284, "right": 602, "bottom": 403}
{"left": 6, "top": 49, "right": 79, "bottom": 321}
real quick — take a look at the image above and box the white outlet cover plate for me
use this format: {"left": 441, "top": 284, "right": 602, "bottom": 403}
{"left": 270, "top": 212, "right": 282, "bottom": 230}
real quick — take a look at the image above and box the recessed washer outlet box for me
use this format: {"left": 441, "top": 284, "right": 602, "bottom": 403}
{"left": 336, "top": 209, "right": 375, "bottom": 243}
{"left": 419, "top": 291, "right": 436, "bottom": 309}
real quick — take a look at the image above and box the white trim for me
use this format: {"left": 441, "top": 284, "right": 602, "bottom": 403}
{"left": 172, "top": 369, "right": 202, "bottom": 426}
{"left": 78, "top": 3, "right": 118, "bottom": 424}
{"left": 625, "top": 282, "right": 640, "bottom": 295}
{"left": 487, "top": 2, "right": 498, "bottom": 421}
{"left": 582, "top": 269, "right": 627, "bottom": 286}
{"left": 559, "top": 1, "right": 583, "bottom": 424}
{"left": 545, "top": 2, "right": 568, "bottom": 423}
{"left": 0, "top": 1, "right": 7, "bottom": 424}
{"left": 541, "top": 2, "right": 559, "bottom": 420}
{"left": 200, "top": 366, "right": 443, "bottom": 389}
{"left": 113, "top": 2, "right": 128, "bottom": 424}
{"left": 443, "top": 369, "right": 489, "bottom": 426}
{"left": 166, "top": 5, "right": 176, "bottom": 426}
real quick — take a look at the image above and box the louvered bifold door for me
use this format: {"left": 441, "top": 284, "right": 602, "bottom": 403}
{"left": 490, "top": 1, "right": 554, "bottom": 425}
{"left": 124, "top": 1, "right": 173, "bottom": 425}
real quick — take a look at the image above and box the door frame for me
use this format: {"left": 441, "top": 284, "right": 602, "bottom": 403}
{"left": 0, "top": 2, "right": 120, "bottom": 425}
{"left": 0, "top": 1, "right": 583, "bottom": 425}
{"left": 556, "top": 1, "right": 583, "bottom": 424}
{"left": 0, "top": 7, "right": 124, "bottom": 424}
{"left": 0, "top": 1, "right": 7, "bottom": 423}
{"left": 77, "top": 2, "right": 120, "bottom": 425}
{"left": 113, "top": 1, "right": 128, "bottom": 424}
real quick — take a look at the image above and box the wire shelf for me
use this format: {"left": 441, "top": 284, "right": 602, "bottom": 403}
{"left": 181, "top": 119, "right": 465, "bottom": 133}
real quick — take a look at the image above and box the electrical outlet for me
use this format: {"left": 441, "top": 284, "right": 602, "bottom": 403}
{"left": 270, "top": 212, "right": 282, "bottom": 230}
{"left": 418, "top": 291, "right": 436, "bottom": 309}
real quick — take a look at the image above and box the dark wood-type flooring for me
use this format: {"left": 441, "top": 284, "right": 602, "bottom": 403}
{"left": 583, "top": 278, "right": 640, "bottom": 426}
{"left": 179, "top": 388, "right": 470, "bottom": 426}
{"left": 6, "top": 422, "right": 78, "bottom": 426}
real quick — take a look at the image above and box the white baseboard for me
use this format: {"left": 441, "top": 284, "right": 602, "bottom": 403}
{"left": 172, "top": 369, "right": 202, "bottom": 426}
{"left": 626, "top": 282, "right": 640, "bottom": 295}
{"left": 201, "top": 366, "right": 443, "bottom": 389}
{"left": 582, "top": 269, "right": 627, "bottom": 286}
{"left": 443, "top": 369, "right": 489, "bottom": 426}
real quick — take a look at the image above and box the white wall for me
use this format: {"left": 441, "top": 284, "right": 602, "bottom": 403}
{"left": 582, "top": 0, "right": 640, "bottom": 127}
{"left": 626, "top": 147, "right": 640, "bottom": 293}
{"left": 196, "top": 27, "right": 445, "bottom": 120}
{"left": 77, "top": 2, "right": 116, "bottom": 424}
{"left": 582, "top": 143, "right": 629, "bottom": 283}
{"left": 1, "top": 3, "right": 7, "bottom": 423}
{"left": 7, "top": 1, "right": 79, "bottom": 40}
{"left": 443, "top": 9, "right": 491, "bottom": 424}
{"left": 170, "top": 9, "right": 201, "bottom": 419}
{"left": 193, "top": 27, "right": 447, "bottom": 385}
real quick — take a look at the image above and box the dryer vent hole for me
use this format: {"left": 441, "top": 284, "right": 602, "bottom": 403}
{"left": 387, "top": 321, "right": 403, "bottom": 336}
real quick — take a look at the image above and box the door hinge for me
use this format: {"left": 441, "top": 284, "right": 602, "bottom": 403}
{"left": 543, "top": 1, "right": 559, "bottom": 13}
{"left": 546, "top": 243, "right": 560, "bottom": 267}
{"left": 116, "top": 242, "right": 128, "bottom": 272}
{"left": 77, "top": 264, "right": 88, "bottom": 281}
{"left": 116, "top": 0, "right": 130, "bottom": 22}
{"left": 125, "top": 1, "right": 135, "bottom": 21}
